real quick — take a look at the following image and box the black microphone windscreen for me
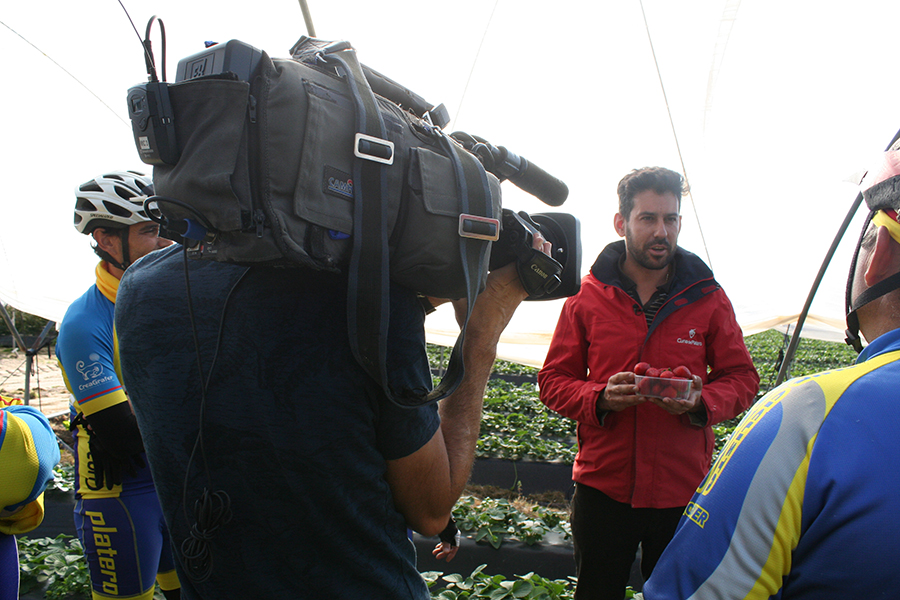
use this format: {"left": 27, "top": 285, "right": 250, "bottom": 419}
{"left": 508, "top": 159, "right": 569, "bottom": 207}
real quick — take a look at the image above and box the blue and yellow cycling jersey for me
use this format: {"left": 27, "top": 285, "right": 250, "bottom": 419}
{"left": 0, "top": 404, "right": 60, "bottom": 534}
{"left": 57, "top": 262, "right": 128, "bottom": 419}
{"left": 644, "top": 329, "right": 900, "bottom": 599}
{"left": 55, "top": 261, "right": 179, "bottom": 599}
{"left": 56, "top": 262, "right": 155, "bottom": 499}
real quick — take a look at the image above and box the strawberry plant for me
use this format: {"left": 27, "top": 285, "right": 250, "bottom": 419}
{"left": 18, "top": 534, "right": 170, "bottom": 600}
{"left": 451, "top": 496, "right": 571, "bottom": 549}
{"left": 17, "top": 535, "right": 90, "bottom": 599}
{"left": 743, "top": 330, "right": 857, "bottom": 396}
{"left": 48, "top": 463, "right": 75, "bottom": 494}
{"left": 425, "top": 565, "right": 640, "bottom": 599}
{"left": 424, "top": 564, "right": 577, "bottom": 599}
{"left": 478, "top": 380, "right": 576, "bottom": 462}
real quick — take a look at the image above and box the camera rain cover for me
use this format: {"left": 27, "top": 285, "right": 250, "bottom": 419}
{"left": 145, "top": 38, "right": 501, "bottom": 406}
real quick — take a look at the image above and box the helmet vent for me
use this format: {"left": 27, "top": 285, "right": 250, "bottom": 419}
{"left": 103, "top": 200, "right": 135, "bottom": 218}
{"left": 114, "top": 185, "right": 137, "bottom": 201}
{"left": 75, "top": 197, "right": 97, "bottom": 211}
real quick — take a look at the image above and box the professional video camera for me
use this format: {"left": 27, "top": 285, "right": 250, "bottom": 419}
{"left": 126, "top": 23, "right": 581, "bottom": 406}
{"left": 128, "top": 32, "right": 580, "bottom": 299}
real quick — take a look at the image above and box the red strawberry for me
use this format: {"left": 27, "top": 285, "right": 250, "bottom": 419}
{"left": 661, "top": 385, "right": 677, "bottom": 398}
{"left": 659, "top": 370, "right": 674, "bottom": 379}
{"left": 645, "top": 367, "right": 661, "bottom": 378}
{"left": 634, "top": 362, "right": 650, "bottom": 376}
{"left": 673, "top": 365, "right": 692, "bottom": 379}
{"left": 637, "top": 378, "right": 652, "bottom": 395}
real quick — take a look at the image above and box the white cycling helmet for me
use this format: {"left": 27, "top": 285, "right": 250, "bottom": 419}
{"left": 74, "top": 170, "right": 154, "bottom": 235}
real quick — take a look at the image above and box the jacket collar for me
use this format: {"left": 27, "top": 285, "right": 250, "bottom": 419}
{"left": 590, "top": 240, "right": 714, "bottom": 295}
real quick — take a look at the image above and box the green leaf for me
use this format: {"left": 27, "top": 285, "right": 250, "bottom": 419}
{"left": 511, "top": 580, "right": 535, "bottom": 597}
{"left": 422, "top": 571, "right": 443, "bottom": 584}
{"left": 457, "top": 578, "right": 475, "bottom": 591}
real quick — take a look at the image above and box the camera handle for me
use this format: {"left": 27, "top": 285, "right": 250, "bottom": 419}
{"left": 504, "top": 211, "right": 563, "bottom": 298}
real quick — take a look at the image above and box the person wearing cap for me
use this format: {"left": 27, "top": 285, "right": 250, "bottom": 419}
{"left": 1, "top": 403, "right": 60, "bottom": 600}
{"left": 643, "top": 149, "right": 900, "bottom": 599}
{"left": 56, "top": 171, "right": 180, "bottom": 600}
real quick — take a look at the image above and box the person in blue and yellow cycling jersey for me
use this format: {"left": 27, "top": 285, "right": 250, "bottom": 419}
{"left": 1, "top": 400, "right": 61, "bottom": 600}
{"left": 644, "top": 146, "right": 900, "bottom": 599}
{"left": 55, "top": 171, "right": 180, "bottom": 600}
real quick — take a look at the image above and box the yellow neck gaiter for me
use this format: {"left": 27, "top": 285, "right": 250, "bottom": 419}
{"left": 95, "top": 261, "right": 120, "bottom": 304}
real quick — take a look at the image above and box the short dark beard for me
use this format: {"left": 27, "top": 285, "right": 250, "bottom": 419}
{"left": 627, "top": 237, "right": 674, "bottom": 271}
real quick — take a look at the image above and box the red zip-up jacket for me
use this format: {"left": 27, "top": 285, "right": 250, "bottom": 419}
{"left": 538, "top": 242, "right": 759, "bottom": 508}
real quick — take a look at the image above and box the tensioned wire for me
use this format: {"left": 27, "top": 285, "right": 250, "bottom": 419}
{"left": 0, "top": 19, "right": 129, "bottom": 127}
{"left": 450, "top": 0, "right": 502, "bottom": 131}
{"left": 447, "top": 0, "right": 715, "bottom": 268}
{"left": 638, "top": 0, "right": 714, "bottom": 270}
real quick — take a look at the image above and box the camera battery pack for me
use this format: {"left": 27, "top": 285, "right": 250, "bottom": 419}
{"left": 175, "top": 39, "right": 263, "bottom": 82}
{"left": 127, "top": 81, "right": 179, "bottom": 166}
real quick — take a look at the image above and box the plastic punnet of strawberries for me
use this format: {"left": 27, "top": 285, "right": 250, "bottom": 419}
{"left": 633, "top": 362, "right": 693, "bottom": 400}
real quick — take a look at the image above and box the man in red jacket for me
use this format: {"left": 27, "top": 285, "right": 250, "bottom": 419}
{"left": 538, "top": 166, "right": 759, "bottom": 600}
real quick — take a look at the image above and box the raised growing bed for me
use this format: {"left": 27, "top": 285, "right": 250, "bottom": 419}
{"left": 413, "top": 530, "right": 575, "bottom": 581}
{"left": 469, "top": 457, "right": 574, "bottom": 499}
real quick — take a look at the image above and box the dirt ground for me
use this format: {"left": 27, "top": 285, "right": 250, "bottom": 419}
{"left": 1, "top": 346, "right": 71, "bottom": 417}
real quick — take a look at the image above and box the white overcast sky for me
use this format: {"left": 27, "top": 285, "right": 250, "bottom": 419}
{"left": 3, "top": 0, "right": 899, "bottom": 359}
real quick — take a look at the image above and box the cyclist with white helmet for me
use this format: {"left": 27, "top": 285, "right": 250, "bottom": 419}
{"left": 72, "top": 170, "right": 167, "bottom": 273}
{"left": 57, "top": 170, "right": 180, "bottom": 600}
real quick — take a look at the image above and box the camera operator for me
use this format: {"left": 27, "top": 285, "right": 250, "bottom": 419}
{"left": 114, "top": 227, "right": 550, "bottom": 599}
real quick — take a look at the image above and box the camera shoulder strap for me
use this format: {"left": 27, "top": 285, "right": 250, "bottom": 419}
{"left": 322, "top": 45, "right": 493, "bottom": 407}
{"left": 427, "top": 134, "right": 493, "bottom": 403}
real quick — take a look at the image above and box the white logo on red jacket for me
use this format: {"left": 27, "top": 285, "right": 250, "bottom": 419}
{"left": 678, "top": 329, "right": 702, "bottom": 346}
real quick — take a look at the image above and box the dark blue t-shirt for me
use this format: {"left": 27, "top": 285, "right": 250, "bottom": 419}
{"left": 116, "top": 245, "right": 440, "bottom": 599}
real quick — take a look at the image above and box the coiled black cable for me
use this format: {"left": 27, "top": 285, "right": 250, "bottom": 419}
{"left": 180, "top": 489, "right": 232, "bottom": 583}
{"left": 177, "top": 246, "right": 248, "bottom": 582}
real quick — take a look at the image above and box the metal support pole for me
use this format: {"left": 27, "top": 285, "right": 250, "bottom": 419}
{"left": 1, "top": 305, "right": 56, "bottom": 405}
{"left": 774, "top": 193, "right": 863, "bottom": 386}
{"left": 1, "top": 303, "right": 28, "bottom": 353}
{"left": 775, "top": 126, "right": 900, "bottom": 386}
{"left": 298, "top": 0, "right": 317, "bottom": 37}
{"left": 22, "top": 320, "right": 57, "bottom": 404}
